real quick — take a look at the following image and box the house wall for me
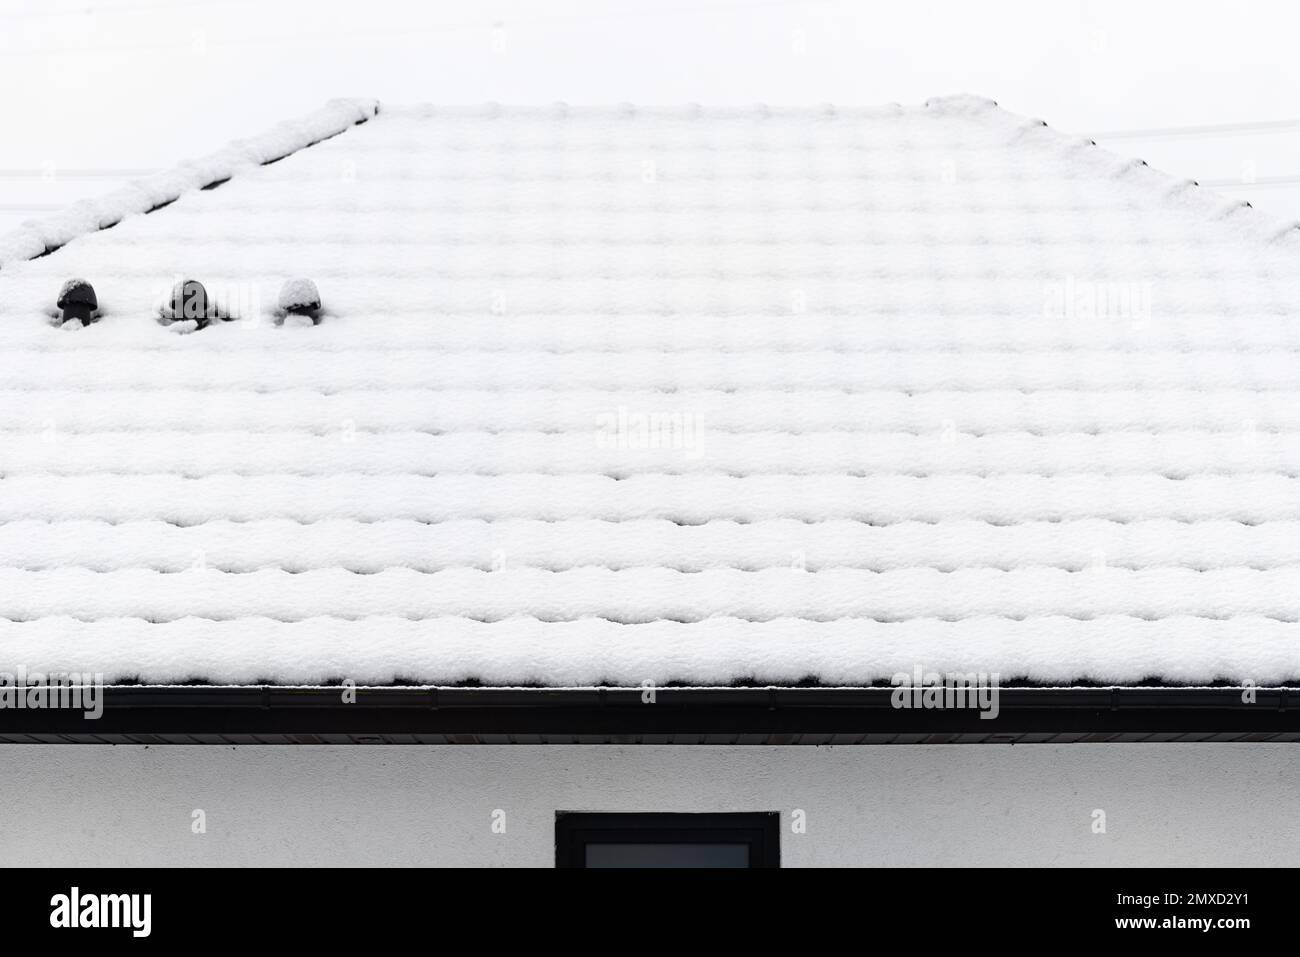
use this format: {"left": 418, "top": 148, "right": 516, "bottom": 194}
{"left": 0, "top": 743, "right": 1295, "bottom": 867}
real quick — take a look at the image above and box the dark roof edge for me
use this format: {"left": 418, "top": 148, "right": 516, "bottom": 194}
{"left": 37, "top": 684, "right": 1299, "bottom": 707}
{"left": 1, "top": 686, "right": 1296, "bottom": 744}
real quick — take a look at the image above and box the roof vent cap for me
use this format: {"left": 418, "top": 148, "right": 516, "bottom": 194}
{"left": 160, "top": 279, "right": 212, "bottom": 327}
{"left": 278, "top": 278, "right": 322, "bottom": 324}
{"left": 56, "top": 279, "right": 98, "bottom": 326}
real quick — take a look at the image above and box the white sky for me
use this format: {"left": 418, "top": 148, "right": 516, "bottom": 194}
{"left": 1, "top": 0, "right": 1299, "bottom": 233}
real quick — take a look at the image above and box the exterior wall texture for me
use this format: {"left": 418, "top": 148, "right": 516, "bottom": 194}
{"left": 0, "top": 743, "right": 1295, "bottom": 867}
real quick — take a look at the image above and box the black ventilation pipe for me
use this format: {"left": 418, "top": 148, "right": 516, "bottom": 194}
{"left": 56, "top": 279, "right": 97, "bottom": 325}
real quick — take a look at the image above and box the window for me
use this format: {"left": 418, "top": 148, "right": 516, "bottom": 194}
{"left": 555, "top": 812, "right": 779, "bottom": 868}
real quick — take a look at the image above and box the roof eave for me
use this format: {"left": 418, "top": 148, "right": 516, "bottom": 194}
{"left": 1, "top": 686, "right": 1295, "bottom": 745}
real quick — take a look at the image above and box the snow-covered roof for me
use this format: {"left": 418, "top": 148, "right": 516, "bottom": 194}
{"left": 0, "top": 95, "right": 1298, "bottom": 687}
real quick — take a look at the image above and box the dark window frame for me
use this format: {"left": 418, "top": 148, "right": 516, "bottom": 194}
{"left": 555, "top": 812, "right": 780, "bottom": 868}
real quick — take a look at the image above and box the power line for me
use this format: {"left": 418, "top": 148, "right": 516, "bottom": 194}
{"left": 1091, "top": 118, "right": 1300, "bottom": 140}
{"left": 1199, "top": 175, "right": 1300, "bottom": 189}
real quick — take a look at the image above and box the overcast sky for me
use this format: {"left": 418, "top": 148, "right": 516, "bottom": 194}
{"left": 1, "top": 0, "right": 1298, "bottom": 233}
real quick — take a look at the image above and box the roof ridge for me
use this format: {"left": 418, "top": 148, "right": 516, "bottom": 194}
{"left": 0, "top": 97, "right": 379, "bottom": 271}
{"left": 5, "top": 93, "right": 1295, "bottom": 274}
{"left": 376, "top": 96, "right": 1001, "bottom": 118}
{"left": 984, "top": 99, "right": 1300, "bottom": 250}
{"left": 375, "top": 95, "right": 1300, "bottom": 249}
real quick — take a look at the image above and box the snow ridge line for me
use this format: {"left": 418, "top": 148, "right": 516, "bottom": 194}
{"left": 3, "top": 516, "right": 1300, "bottom": 573}
{"left": 0, "top": 613, "right": 1295, "bottom": 686}
{"left": 0, "top": 98, "right": 379, "bottom": 271}
{"left": 5, "top": 564, "right": 1300, "bottom": 623}
{"left": 5, "top": 350, "right": 1300, "bottom": 390}
{"left": 1004, "top": 100, "right": 1300, "bottom": 248}
{"left": 4, "top": 473, "right": 1300, "bottom": 524}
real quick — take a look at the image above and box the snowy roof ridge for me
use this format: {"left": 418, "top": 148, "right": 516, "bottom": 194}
{"left": 0, "top": 97, "right": 379, "bottom": 271}
{"left": 975, "top": 96, "right": 1300, "bottom": 249}
{"left": 8, "top": 94, "right": 1292, "bottom": 270}
{"left": 378, "top": 94, "right": 1300, "bottom": 249}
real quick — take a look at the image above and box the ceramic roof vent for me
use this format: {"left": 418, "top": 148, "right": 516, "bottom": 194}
{"left": 278, "top": 278, "right": 322, "bottom": 325}
{"left": 56, "top": 279, "right": 98, "bottom": 326}
{"left": 159, "top": 279, "right": 214, "bottom": 328}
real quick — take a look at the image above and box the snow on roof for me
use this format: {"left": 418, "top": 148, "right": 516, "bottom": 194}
{"left": 0, "top": 95, "right": 1298, "bottom": 687}
{"left": 0, "top": 99, "right": 380, "bottom": 268}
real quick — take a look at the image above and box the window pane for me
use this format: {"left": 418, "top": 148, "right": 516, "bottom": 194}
{"left": 584, "top": 842, "right": 750, "bottom": 868}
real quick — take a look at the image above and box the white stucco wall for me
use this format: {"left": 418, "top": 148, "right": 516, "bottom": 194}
{"left": 0, "top": 744, "right": 1295, "bottom": 866}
